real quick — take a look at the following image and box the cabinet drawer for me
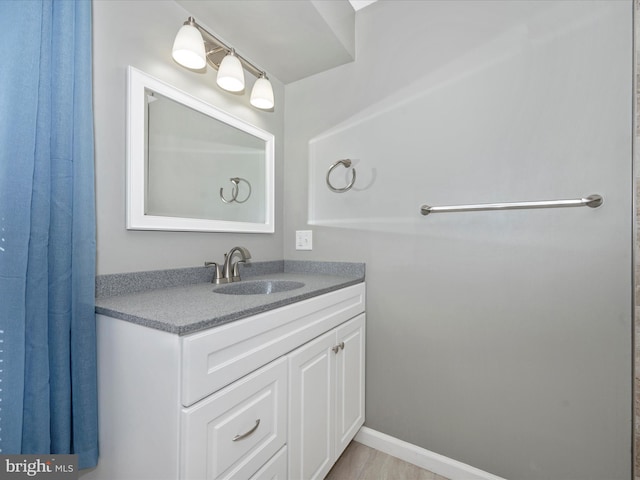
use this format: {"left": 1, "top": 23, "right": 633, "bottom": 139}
{"left": 180, "top": 357, "right": 287, "bottom": 480}
{"left": 181, "top": 283, "right": 365, "bottom": 407}
{"left": 249, "top": 446, "right": 287, "bottom": 480}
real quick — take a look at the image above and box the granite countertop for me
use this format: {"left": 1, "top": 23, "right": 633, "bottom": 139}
{"left": 95, "top": 260, "right": 365, "bottom": 336}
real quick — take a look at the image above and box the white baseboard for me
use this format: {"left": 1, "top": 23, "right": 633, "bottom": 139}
{"left": 354, "top": 427, "right": 506, "bottom": 480}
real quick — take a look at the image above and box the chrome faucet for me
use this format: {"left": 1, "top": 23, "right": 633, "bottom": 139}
{"left": 204, "top": 246, "right": 251, "bottom": 284}
{"left": 223, "top": 246, "right": 251, "bottom": 282}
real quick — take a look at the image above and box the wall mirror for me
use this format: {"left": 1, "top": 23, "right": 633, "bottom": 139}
{"left": 126, "top": 66, "right": 274, "bottom": 233}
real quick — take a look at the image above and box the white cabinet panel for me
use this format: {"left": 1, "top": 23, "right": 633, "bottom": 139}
{"left": 249, "top": 447, "right": 288, "bottom": 480}
{"left": 288, "top": 314, "right": 366, "bottom": 480}
{"left": 335, "top": 314, "right": 366, "bottom": 457}
{"left": 181, "top": 357, "right": 287, "bottom": 480}
{"left": 288, "top": 330, "right": 336, "bottom": 480}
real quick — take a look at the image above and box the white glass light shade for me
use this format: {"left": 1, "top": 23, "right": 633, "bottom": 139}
{"left": 250, "top": 76, "right": 275, "bottom": 110}
{"left": 217, "top": 51, "right": 245, "bottom": 92}
{"left": 172, "top": 24, "right": 206, "bottom": 69}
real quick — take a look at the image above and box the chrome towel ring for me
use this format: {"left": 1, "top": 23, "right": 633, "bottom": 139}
{"left": 220, "top": 177, "right": 252, "bottom": 204}
{"left": 326, "top": 159, "right": 356, "bottom": 193}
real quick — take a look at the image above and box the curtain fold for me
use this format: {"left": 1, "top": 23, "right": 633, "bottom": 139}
{"left": 0, "top": 0, "right": 98, "bottom": 469}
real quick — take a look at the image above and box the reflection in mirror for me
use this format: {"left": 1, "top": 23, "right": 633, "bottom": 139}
{"left": 145, "top": 91, "right": 265, "bottom": 223}
{"left": 127, "top": 66, "right": 274, "bottom": 233}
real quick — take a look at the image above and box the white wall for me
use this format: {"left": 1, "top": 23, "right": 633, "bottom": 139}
{"left": 92, "top": 0, "right": 285, "bottom": 275}
{"left": 284, "top": 1, "right": 632, "bottom": 479}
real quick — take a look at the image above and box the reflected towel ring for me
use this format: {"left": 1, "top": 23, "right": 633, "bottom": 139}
{"left": 220, "top": 178, "right": 239, "bottom": 204}
{"left": 220, "top": 177, "right": 252, "bottom": 204}
{"left": 326, "top": 159, "right": 356, "bottom": 193}
{"left": 232, "top": 177, "right": 251, "bottom": 203}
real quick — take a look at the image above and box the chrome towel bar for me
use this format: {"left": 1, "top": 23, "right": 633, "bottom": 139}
{"left": 420, "top": 194, "right": 603, "bottom": 216}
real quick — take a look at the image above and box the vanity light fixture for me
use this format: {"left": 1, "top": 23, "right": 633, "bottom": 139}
{"left": 171, "top": 18, "right": 206, "bottom": 70}
{"left": 172, "top": 17, "right": 275, "bottom": 110}
{"left": 217, "top": 48, "right": 244, "bottom": 92}
{"left": 250, "top": 73, "right": 275, "bottom": 110}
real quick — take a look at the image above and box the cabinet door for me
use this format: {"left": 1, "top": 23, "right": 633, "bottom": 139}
{"left": 288, "top": 330, "right": 336, "bottom": 480}
{"left": 335, "top": 314, "right": 366, "bottom": 457}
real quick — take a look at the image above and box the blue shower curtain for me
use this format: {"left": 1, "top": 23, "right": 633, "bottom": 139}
{"left": 0, "top": 0, "right": 98, "bottom": 469}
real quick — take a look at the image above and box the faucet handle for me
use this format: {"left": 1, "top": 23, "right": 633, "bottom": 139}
{"left": 231, "top": 260, "right": 247, "bottom": 282}
{"left": 204, "top": 261, "right": 225, "bottom": 284}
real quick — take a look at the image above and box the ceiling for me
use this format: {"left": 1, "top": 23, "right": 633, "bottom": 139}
{"left": 175, "top": 0, "right": 360, "bottom": 84}
{"left": 349, "top": 0, "right": 377, "bottom": 11}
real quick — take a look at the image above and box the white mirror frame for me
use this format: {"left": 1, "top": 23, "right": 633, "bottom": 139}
{"left": 126, "top": 66, "right": 275, "bottom": 233}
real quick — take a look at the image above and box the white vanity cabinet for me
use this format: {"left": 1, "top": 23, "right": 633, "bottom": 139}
{"left": 88, "top": 282, "right": 365, "bottom": 480}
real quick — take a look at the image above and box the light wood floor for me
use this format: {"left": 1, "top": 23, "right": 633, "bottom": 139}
{"left": 325, "top": 441, "right": 450, "bottom": 480}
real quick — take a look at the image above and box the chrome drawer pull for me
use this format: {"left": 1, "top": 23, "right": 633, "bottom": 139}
{"left": 232, "top": 419, "right": 260, "bottom": 441}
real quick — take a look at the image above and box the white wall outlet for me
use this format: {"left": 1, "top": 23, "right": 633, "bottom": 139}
{"left": 295, "top": 230, "right": 313, "bottom": 250}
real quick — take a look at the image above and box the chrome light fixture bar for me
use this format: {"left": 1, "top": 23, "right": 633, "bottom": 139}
{"left": 172, "top": 17, "right": 274, "bottom": 110}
